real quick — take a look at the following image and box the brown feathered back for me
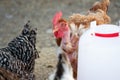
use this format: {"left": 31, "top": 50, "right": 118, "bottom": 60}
{"left": 0, "top": 67, "right": 19, "bottom": 80}
{"left": 90, "top": 0, "right": 110, "bottom": 13}
{"left": 68, "top": 0, "right": 111, "bottom": 29}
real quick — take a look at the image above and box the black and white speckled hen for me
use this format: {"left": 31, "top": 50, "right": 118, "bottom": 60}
{"left": 0, "top": 21, "right": 39, "bottom": 80}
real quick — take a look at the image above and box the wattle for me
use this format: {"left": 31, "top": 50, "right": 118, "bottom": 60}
{"left": 54, "top": 30, "right": 64, "bottom": 38}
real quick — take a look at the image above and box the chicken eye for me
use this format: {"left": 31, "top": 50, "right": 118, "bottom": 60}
{"left": 60, "top": 22, "right": 66, "bottom": 27}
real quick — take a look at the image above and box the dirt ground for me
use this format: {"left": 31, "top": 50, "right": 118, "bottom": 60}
{"left": 0, "top": 0, "right": 120, "bottom": 80}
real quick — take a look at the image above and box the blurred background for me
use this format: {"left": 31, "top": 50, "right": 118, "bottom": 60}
{"left": 0, "top": 0, "right": 120, "bottom": 80}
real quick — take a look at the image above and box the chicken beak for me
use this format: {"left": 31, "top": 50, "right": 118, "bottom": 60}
{"left": 53, "top": 26, "right": 59, "bottom": 33}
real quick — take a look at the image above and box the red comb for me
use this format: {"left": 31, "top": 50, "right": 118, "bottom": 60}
{"left": 52, "top": 11, "right": 62, "bottom": 27}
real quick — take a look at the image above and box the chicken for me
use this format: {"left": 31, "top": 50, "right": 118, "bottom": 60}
{"left": 52, "top": 12, "right": 78, "bottom": 79}
{"left": 0, "top": 21, "right": 39, "bottom": 79}
{"left": 69, "top": 0, "right": 111, "bottom": 28}
{"left": 49, "top": 52, "right": 74, "bottom": 80}
{"left": 90, "top": 0, "right": 110, "bottom": 13}
{"left": 1, "top": 21, "right": 39, "bottom": 72}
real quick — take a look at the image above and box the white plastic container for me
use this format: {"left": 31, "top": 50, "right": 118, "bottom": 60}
{"left": 78, "top": 21, "right": 120, "bottom": 80}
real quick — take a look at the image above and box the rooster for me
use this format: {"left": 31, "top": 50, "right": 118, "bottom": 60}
{"left": 52, "top": 12, "right": 78, "bottom": 79}
{"left": 0, "top": 21, "right": 39, "bottom": 79}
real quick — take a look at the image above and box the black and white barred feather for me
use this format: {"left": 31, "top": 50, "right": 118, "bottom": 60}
{"left": 49, "top": 53, "right": 74, "bottom": 80}
{"left": 0, "top": 21, "right": 39, "bottom": 80}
